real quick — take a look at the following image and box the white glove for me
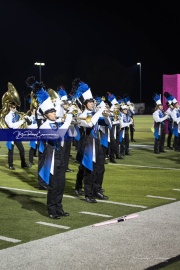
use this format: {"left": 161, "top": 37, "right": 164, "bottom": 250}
{"left": 68, "top": 104, "right": 78, "bottom": 113}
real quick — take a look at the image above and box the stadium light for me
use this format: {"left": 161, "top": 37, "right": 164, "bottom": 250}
{"left": 34, "top": 62, "right": 45, "bottom": 82}
{"left": 137, "top": 62, "right": 142, "bottom": 102}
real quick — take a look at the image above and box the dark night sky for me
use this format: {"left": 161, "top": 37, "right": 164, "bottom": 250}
{"left": 1, "top": 0, "right": 180, "bottom": 106}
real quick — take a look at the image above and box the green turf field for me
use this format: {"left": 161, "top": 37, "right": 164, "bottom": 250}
{"left": 0, "top": 115, "right": 179, "bottom": 268}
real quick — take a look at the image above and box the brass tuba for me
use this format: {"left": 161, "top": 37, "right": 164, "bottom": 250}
{"left": 0, "top": 82, "right": 28, "bottom": 128}
{"left": 0, "top": 82, "right": 21, "bottom": 128}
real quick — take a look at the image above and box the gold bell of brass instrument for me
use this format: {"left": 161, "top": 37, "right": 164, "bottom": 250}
{"left": 128, "top": 102, "right": 135, "bottom": 112}
{"left": 62, "top": 114, "right": 92, "bottom": 124}
{"left": 71, "top": 104, "right": 79, "bottom": 118}
{"left": 0, "top": 82, "right": 22, "bottom": 128}
{"left": 76, "top": 115, "right": 92, "bottom": 124}
{"left": 102, "top": 110, "right": 110, "bottom": 117}
{"left": 113, "top": 108, "right": 120, "bottom": 121}
{"left": 48, "top": 88, "right": 59, "bottom": 104}
{"left": 113, "top": 104, "right": 120, "bottom": 121}
{"left": 30, "top": 91, "right": 38, "bottom": 110}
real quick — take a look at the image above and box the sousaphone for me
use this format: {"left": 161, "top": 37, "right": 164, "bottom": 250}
{"left": 0, "top": 82, "right": 21, "bottom": 128}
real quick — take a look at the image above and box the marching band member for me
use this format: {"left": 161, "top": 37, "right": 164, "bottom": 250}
{"left": 56, "top": 85, "right": 75, "bottom": 173}
{"left": 106, "top": 92, "right": 120, "bottom": 163}
{"left": 25, "top": 76, "right": 49, "bottom": 189}
{"left": 27, "top": 108, "right": 38, "bottom": 166}
{"left": 152, "top": 94, "right": 169, "bottom": 154}
{"left": 71, "top": 78, "right": 111, "bottom": 203}
{"left": 94, "top": 96, "right": 111, "bottom": 165}
{"left": 118, "top": 104, "right": 133, "bottom": 158}
{"left": 170, "top": 96, "right": 180, "bottom": 151}
{"left": 38, "top": 96, "right": 73, "bottom": 219}
{"left": 124, "top": 94, "right": 136, "bottom": 142}
{"left": 5, "top": 102, "right": 31, "bottom": 170}
{"left": 163, "top": 92, "right": 174, "bottom": 150}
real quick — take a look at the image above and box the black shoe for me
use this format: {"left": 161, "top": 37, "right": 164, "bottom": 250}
{"left": 21, "top": 163, "right": 31, "bottom": 168}
{"left": 100, "top": 188, "right": 105, "bottom": 193}
{"left": 57, "top": 210, "right": 70, "bottom": 217}
{"left": 86, "top": 197, "right": 97, "bottom": 203}
{"left": 66, "top": 168, "right": 74, "bottom": 172}
{"left": 116, "top": 155, "right": 124, "bottom": 159}
{"left": 95, "top": 192, "right": 109, "bottom": 200}
{"left": 30, "top": 161, "right": 35, "bottom": 165}
{"left": 167, "top": 146, "right": 173, "bottom": 150}
{"left": 131, "top": 139, "right": 136, "bottom": 142}
{"left": 104, "top": 160, "right": 108, "bottom": 164}
{"left": 28, "top": 162, "right": 35, "bottom": 167}
{"left": 110, "top": 158, "right": 117, "bottom": 163}
{"left": 37, "top": 186, "right": 48, "bottom": 190}
{"left": 9, "top": 166, "right": 15, "bottom": 170}
{"left": 34, "top": 154, "right": 38, "bottom": 157}
{"left": 154, "top": 151, "right": 160, "bottom": 154}
{"left": 49, "top": 214, "right": 61, "bottom": 219}
{"left": 125, "top": 153, "right": 132, "bottom": 156}
{"left": 75, "top": 189, "right": 85, "bottom": 196}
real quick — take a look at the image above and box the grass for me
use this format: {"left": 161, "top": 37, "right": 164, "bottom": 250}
{"left": 0, "top": 115, "right": 180, "bottom": 269}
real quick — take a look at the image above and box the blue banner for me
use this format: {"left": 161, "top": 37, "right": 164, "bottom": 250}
{"left": 0, "top": 129, "right": 70, "bottom": 141}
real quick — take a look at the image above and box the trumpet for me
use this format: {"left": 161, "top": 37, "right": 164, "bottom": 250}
{"left": 72, "top": 107, "right": 79, "bottom": 117}
{"left": 102, "top": 109, "right": 110, "bottom": 117}
{"left": 67, "top": 103, "right": 79, "bottom": 117}
{"left": 113, "top": 108, "right": 120, "bottom": 121}
{"left": 76, "top": 115, "right": 92, "bottom": 124}
{"left": 128, "top": 102, "right": 135, "bottom": 112}
{"left": 69, "top": 115, "right": 92, "bottom": 124}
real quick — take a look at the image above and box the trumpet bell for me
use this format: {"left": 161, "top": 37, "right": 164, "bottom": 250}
{"left": 72, "top": 109, "right": 78, "bottom": 117}
{"left": 30, "top": 91, "right": 38, "bottom": 109}
{"left": 102, "top": 111, "right": 109, "bottom": 117}
{"left": 77, "top": 115, "right": 92, "bottom": 124}
{"left": 85, "top": 115, "right": 92, "bottom": 123}
{"left": 113, "top": 108, "right": 120, "bottom": 121}
{"left": 114, "top": 104, "right": 120, "bottom": 109}
{"left": 48, "top": 88, "right": 59, "bottom": 103}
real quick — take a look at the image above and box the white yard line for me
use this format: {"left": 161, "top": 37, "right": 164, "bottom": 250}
{"left": 0, "top": 236, "right": 21, "bottom": 243}
{"left": 108, "top": 163, "right": 180, "bottom": 170}
{"left": 0, "top": 186, "right": 147, "bottom": 208}
{"left": 80, "top": 211, "right": 112, "bottom": 217}
{"left": 0, "top": 187, "right": 75, "bottom": 198}
{"left": 146, "top": 195, "right": 176, "bottom": 200}
{"left": 130, "top": 144, "right": 153, "bottom": 148}
{"left": 96, "top": 199, "right": 147, "bottom": 208}
{"left": 36, "top": 222, "right": 70, "bottom": 230}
